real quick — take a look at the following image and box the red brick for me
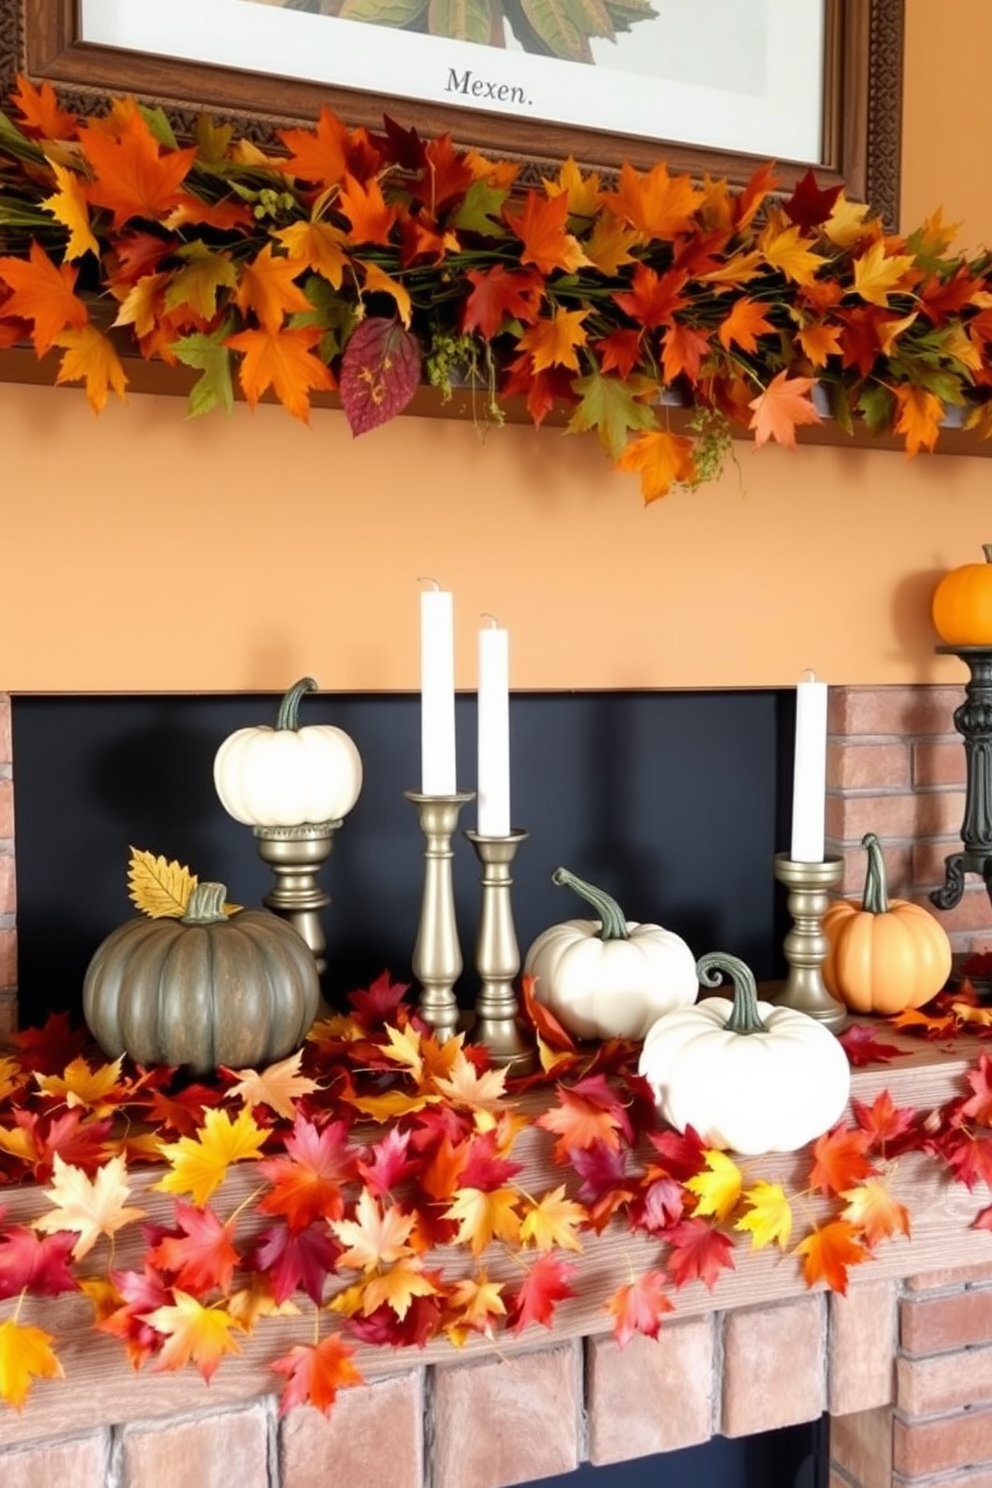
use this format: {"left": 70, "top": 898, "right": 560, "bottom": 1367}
{"left": 721, "top": 1296, "right": 825, "bottom": 1438}
{"left": 830, "top": 1405, "right": 893, "bottom": 1488}
{"left": 281, "top": 1372, "right": 423, "bottom": 1488}
{"left": 0, "top": 779, "right": 12, "bottom": 838}
{"left": 913, "top": 839, "right": 967, "bottom": 889}
{"left": 897, "top": 1342, "right": 992, "bottom": 1416}
{"left": 905, "top": 1261, "right": 992, "bottom": 1291}
{"left": 829, "top": 686, "right": 959, "bottom": 739}
{"left": 901, "top": 1287, "right": 992, "bottom": 1353}
{"left": 827, "top": 742, "right": 911, "bottom": 791}
{"left": 0, "top": 695, "right": 9, "bottom": 767}
{"left": 121, "top": 1404, "right": 271, "bottom": 1488}
{"left": 828, "top": 1280, "right": 897, "bottom": 1416}
{"left": 893, "top": 1404, "right": 992, "bottom": 1476}
{"left": 430, "top": 1345, "right": 580, "bottom": 1488}
{"left": 825, "top": 790, "right": 965, "bottom": 844}
{"left": 0, "top": 928, "right": 15, "bottom": 989}
{"left": 0, "top": 990, "right": 17, "bottom": 1038}
{"left": 586, "top": 1317, "right": 714, "bottom": 1464}
{"left": 924, "top": 887, "right": 992, "bottom": 935}
{"left": 891, "top": 1471, "right": 992, "bottom": 1488}
{"left": 0, "top": 1432, "right": 110, "bottom": 1488}
{"left": 0, "top": 851, "right": 16, "bottom": 916}
{"left": 913, "top": 739, "right": 967, "bottom": 788}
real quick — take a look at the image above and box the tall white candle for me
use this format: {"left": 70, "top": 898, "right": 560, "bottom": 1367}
{"left": 419, "top": 580, "right": 456, "bottom": 795}
{"left": 791, "top": 672, "right": 828, "bottom": 862}
{"left": 477, "top": 616, "right": 510, "bottom": 837}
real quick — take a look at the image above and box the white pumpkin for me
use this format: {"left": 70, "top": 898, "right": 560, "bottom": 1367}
{"left": 523, "top": 867, "right": 698, "bottom": 1042}
{"left": 214, "top": 676, "right": 362, "bottom": 827}
{"left": 639, "top": 951, "right": 851, "bottom": 1155}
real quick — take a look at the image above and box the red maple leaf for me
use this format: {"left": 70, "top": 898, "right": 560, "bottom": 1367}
{"left": 356, "top": 1127, "right": 419, "bottom": 1200}
{"left": 461, "top": 265, "right": 542, "bottom": 340}
{"left": 808, "top": 1125, "right": 874, "bottom": 1197}
{"left": 961, "top": 1051, "right": 992, "bottom": 1126}
{"left": 783, "top": 168, "right": 844, "bottom": 231}
{"left": 347, "top": 972, "right": 412, "bottom": 1030}
{"left": 99, "top": 1265, "right": 173, "bottom": 1367}
{"left": 936, "top": 1128, "right": 992, "bottom": 1191}
{"left": 3, "top": 1108, "right": 113, "bottom": 1181}
{"left": 597, "top": 328, "right": 644, "bottom": 378}
{"left": 251, "top": 1221, "right": 341, "bottom": 1306}
{"left": 851, "top": 1090, "right": 922, "bottom": 1153}
{"left": 566, "top": 1140, "right": 635, "bottom": 1231}
{"left": 665, "top": 1218, "right": 736, "bottom": 1291}
{"left": 0, "top": 1225, "right": 78, "bottom": 1300}
{"left": 838, "top": 1023, "right": 904, "bottom": 1067}
{"left": 10, "top": 1013, "right": 89, "bottom": 1075}
{"left": 645, "top": 1124, "right": 708, "bottom": 1182}
{"left": 141, "top": 1082, "right": 221, "bottom": 1139}
{"left": 606, "top": 1268, "right": 674, "bottom": 1347}
{"left": 271, "top": 1335, "right": 363, "bottom": 1415}
{"left": 612, "top": 265, "right": 688, "bottom": 330}
{"left": 258, "top": 1116, "right": 357, "bottom": 1232}
{"left": 146, "top": 1202, "right": 240, "bottom": 1296}
{"left": 507, "top": 1253, "right": 578, "bottom": 1334}
{"left": 631, "top": 1171, "right": 685, "bottom": 1233}
{"left": 344, "top": 1293, "right": 445, "bottom": 1349}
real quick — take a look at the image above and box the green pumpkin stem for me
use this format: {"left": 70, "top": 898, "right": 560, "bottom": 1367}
{"left": 696, "top": 951, "right": 767, "bottom": 1035}
{"left": 983, "top": 544, "right": 992, "bottom": 564}
{"left": 276, "top": 677, "right": 318, "bottom": 731}
{"left": 182, "top": 882, "right": 230, "bottom": 925}
{"left": 860, "top": 832, "right": 889, "bottom": 915}
{"left": 551, "top": 866, "right": 629, "bottom": 941}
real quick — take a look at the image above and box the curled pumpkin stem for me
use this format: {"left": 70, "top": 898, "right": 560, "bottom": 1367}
{"left": 860, "top": 832, "right": 889, "bottom": 914}
{"left": 551, "top": 866, "right": 629, "bottom": 941}
{"left": 276, "top": 677, "right": 319, "bottom": 731}
{"left": 696, "top": 951, "right": 766, "bottom": 1035}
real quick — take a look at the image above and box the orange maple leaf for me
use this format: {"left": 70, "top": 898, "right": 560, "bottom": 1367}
{"left": 338, "top": 173, "right": 397, "bottom": 245}
{"left": 840, "top": 1177, "right": 911, "bottom": 1249}
{"left": 808, "top": 1125, "right": 873, "bottom": 1197}
{"left": 273, "top": 221, "right": 349, "bottom": 288}
{"left": 443, "top": 1186, "right": 523, "bottom": 1255}
{"left": 226, "top": 323, "right": 335, "bottom": 423}
{"left": 605, "top": 1268, "right": 674, "bottom": 1347}
{"left": 53, "top": 323, "right": 128, "bottom": 412}
{"left": 893, "top": 384, "right": 944, "bottom": 455}
{"left": 612, "top": 264, "right": 688, "bottom": 330}
{"left": 718, "top": 296, "right": 775, "bottom": 354}
{"left": 0, "top": 1319, "right": 64, "bottom": 1410}
{"left": 505, "top": 190, "right": 590, "bottom": 276}
{"left": 747, "top": 370, "right": 823, "bottom": 449}
{"left": 603, "top": 160, "right": 706, "bottom": 239}
{"left": 360, "top": 1259, "right": 440, "bottom": 1319}
{"left": 78, "top": 107, "right": 197, "bottom": 227}
{"left": 614, "top": 428, "right": 697, "bottom": 503}
{"left": 660, "top": 322, "right": 710, "bottom": 385}
{"left": 278, "top": 107, "right": 374, "bottom": 187}
{"left": 233, "top": 245, "right": 312, "bottom": 333}
{"left": 145, "top": 1290, "right": 242, "bottom": 1380}
{"left": 797, "top": 321, "right": 844, "bottom": 367}
{"left": 793, "top": 1220, "right": 869, "bottom": 1293}
{"left": 536, "top": 1087, "right": 625, "bottom": 1157}
{"left": 0, "top": 241, "right": 89, "bottom": 356}
{"left": 41, "top": 161, "right": 99, "bottom": 262}
{"left": 271, "top": 1335, "right": 363, "bottom": 1415}
{"left": 517, "top": 307, "right": 589, "bottom": 373}
{"left": 11, "top": 73, "right": 77, "bottom": 139}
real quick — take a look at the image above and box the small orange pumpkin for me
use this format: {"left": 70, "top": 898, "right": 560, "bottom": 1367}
{"left": 932, "top": 544, "right": 992, "bottom": 645}
{"left": 822, "top": 833, "right": 951, "bottom": 1015}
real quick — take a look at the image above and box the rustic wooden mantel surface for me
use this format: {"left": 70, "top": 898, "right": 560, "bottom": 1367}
{"left": 1, "top": 1021, "right": 989, "bottom": 1448}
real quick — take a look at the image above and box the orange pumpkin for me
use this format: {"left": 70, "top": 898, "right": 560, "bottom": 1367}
{"left": 822, "top": 833, "right": 951, "bottom": 1015}
{"left": 932, "top": 544, "right": 992, "bottom": 645}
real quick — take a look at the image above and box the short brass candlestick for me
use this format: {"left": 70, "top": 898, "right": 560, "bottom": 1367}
{"left": 464, "top": 829, "right": 537, "bottom": 1073}
{"left": 406, "top": 791, "right": 474, "bottom": 1042}
{"left": 254, "top": 821, "right": 342, "bottom": 977}
{"left": 773, "top": 853, "right": 846, "bottom": 1032}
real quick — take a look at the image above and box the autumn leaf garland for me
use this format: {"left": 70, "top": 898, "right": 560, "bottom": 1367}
{"left": 0, "top": 76, "right": 991, "bottom": 499}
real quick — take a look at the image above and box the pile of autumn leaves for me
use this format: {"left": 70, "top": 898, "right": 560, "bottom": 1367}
{"left": 1, "top": 76, "right": 991, "bottom": 500}
{"left": 2, "top": 976, "right": 992, "bottom": 1417}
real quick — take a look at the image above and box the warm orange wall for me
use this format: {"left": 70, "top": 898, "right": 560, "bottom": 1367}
{"left": 1, "top": 1, "right": 990, "bottom": 695}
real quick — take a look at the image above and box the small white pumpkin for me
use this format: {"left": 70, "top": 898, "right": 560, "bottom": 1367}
{"left": 639, "top": 951, "right": 851, "bottom": 1155}
{"left": 214, "top": 676, "right": 362, "bottom": 827}
{"left": 523, "top": 866, "right": 698, "bottom": 1042}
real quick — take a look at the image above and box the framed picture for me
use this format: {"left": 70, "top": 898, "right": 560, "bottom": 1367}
{"left": 0, "top": 0, "right": 903, "bottom": 222}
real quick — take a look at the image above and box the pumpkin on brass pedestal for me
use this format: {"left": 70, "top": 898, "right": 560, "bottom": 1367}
{"left": 82, "top": 882, "right": 320, "bottom": 1073}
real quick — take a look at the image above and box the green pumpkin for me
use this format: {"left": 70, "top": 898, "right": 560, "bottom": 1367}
{"left": 82, "top": 882, "right": 320, "bottom": 1073}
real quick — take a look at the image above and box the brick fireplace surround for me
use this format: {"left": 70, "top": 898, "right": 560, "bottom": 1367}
{"left": 2, "top": 684, "right": 992, "bottom": 1488}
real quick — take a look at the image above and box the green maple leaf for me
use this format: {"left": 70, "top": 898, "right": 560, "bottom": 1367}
{"left": 164, "top": 243, "right": 239, "bottom": 321}
{"left": 568, "top": 368, "right": 658, "bottom": 458}
{"left": 451, "top": 181, "right": 511, "bottom": 237}
{"left": 172, "top": 320, "right": 235, "bottom": 419}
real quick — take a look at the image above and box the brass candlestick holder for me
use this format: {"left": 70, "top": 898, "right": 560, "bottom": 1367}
{"left": 464, "top": 829, "right": 537, "bottom": 1073}
{"left": 772, "top": 853, "right": 846, "bottom": 1032}
{"left": 406, "top": 791, "right": 475, "bottom": 1042}
{"left": 254, "top": 820, "right": 342, "bottom": 977}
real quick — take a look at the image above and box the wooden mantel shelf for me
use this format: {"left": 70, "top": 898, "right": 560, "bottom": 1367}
{"left": 0, "top": 1021, "right": 990, "bottom": 1448}
{"left": 1, "top": 343, "right": 990, "bottom": 458}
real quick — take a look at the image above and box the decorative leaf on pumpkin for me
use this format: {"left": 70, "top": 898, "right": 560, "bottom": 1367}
{"left": 127, "top": 847, "right": 197, "bottom": 918}
{"left": 339, "top": 316, "right": 421, "bottom": 435}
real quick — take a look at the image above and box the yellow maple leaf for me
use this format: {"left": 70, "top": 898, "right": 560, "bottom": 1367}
{"left": 583, "top": 215, "right": 639, "bottom": 276}
{"left": 443, "top": 1186, "right": 522, "bottom": 1256}
{"left": 734, "top": 1180, "right": 793, "bottom": 1250}
{"left": 361, "top": 261, "right": 412, "bottom": 328}
{"left": 542, "top": 156, "right": 603, "bottom": 219}
{"left": 432, "top": 1051, "right": 510, "bottom": 1119}
{"left": 227, "top": 1279, "right": 301, "bottom": 1331}
{"left": 54, "top": 323, "right": 128, "bottom": 413}
{"left": 155, "top": 1106, "right": 268, "bottom": 1206}
{"left": 840, "top": 1177, "right": 911, "bottom": 1249}
{"left": 0, "top": 1055, "right": 26, "bottom": 1104}
{"left": 331, "top": 1189, "right": 418, "bottom": 1272}
{"left": 227, "top": 1050, "right": 321, "bottom": 1121}
{"left": 112, "top": 272, "right": 169, "bottom": 340}
{"left": 893, "top": 383, "right": 944, "bottom": 455}
{"left": 519, "top": 1184, "right": 585, "bottom": 1253}
{"left": 758, "top": 219, "right": 826, "bottom": 286}
{"left": 823, "top": 193, "right": 875, "bottom": 249}
{"left": 273, "top": 220, "right": 349, "bottom": 287}
{"left": 446, "top": 1269, "right": 507, "bottom": 1344}
{"left": 851, "top": 239, "right": 916, "bottom": 306}
{"left": 685, "top": 1150, "right": 743, "bottom": 1222}
{"left": 34, "top": 1054, "right": 126, "bottom": 1115}
{"left": 127, "top": 846, "right": 197, "bottom": 918}
{"left": 163, "top": 244, "right": 239, "bottom": 321}
{"left": 0, "top": 1320, "right": 64, "bottom": 1409}
{"left": 361, "top": 1259, "right": 439, "bottom": 1320}
{"left": 34, "top": 1152, "right": 145, "bottom": 1259}
{"left": 42, "top": 158, "right": 99, "bottom": 261}
{"left": 517, "top": 307, "right": 589, "bottom": 373}
{"left": 341, "top": 1088, "right": 438, "bottom": 1122}
{"left": 145, "top": 1290, "right": 242, "bottom": 1380}
{"left": 378, "top": 1023, "right": 424, "bottom": 1084}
